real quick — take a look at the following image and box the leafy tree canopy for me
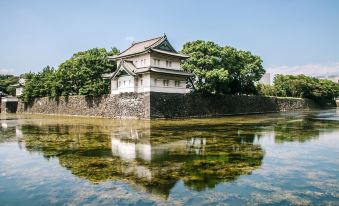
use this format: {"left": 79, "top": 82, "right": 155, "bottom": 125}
{"left": 257, "top": 74, "right": 339, "bottom": 101}
{"left": 21, "top": 48, "right": 119, "bottom": 102}
{"left": 0, "top": 74, "right": 19, "bottom": 96}
{"left": 181, "top": 40, "right": 265, "bottom": 94}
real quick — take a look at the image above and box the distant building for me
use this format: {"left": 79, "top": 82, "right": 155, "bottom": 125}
{"left": 10, "top": 78, "right": 26, "bottom": 97}
{"left": 316, "top": 75, "right": 339, "bottom": 83}
{"left": 1, "top": 78, "right": 25, "bottom": 113}
{"left": 103, "top": 34, "right": 193, "bottom": 94}
{"left": 259, "top": 73, "right": 271, "bottom": 85}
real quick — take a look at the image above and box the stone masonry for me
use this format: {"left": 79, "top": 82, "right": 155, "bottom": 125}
{"left": 15, "top": 92, "right": 318, "bottom": 119}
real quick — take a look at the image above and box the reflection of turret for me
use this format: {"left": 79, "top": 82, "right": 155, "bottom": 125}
{"left": 14, "top": 116, "right": 268, "bottom": 198}
{"left": 186, "top": 137, "right": 206, "bottom": 155}
{"left": 111, "top": 133, "right": 188, "bottom": 162}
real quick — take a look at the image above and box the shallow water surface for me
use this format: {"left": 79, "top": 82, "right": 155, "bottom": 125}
{"left": 0, "top": 110, "right": 339, "bottom": 205}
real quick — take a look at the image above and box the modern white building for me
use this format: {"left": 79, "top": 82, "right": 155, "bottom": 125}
{"left": 316, "top": 74, "right": 339, "bottom": 84}
{"left": 104, "top": 34, "right": 193, "bottom": 94}
{"left": 259, "top": 73, "right": 271, "bottom": 85}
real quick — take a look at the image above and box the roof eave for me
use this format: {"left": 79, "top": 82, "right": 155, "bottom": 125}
{"left": 150, "top": 48, "right": 190, "bottom": 59}
{"left": 135, "top": 67, "right": 194, "bottom": 77}
{"left": 108, "top": 50, "right": 150, "bottom": 61}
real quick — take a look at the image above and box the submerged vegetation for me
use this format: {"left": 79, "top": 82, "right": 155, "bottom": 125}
{"left": 0, "top": 111, "right": 336, "bottom": 198}
{"left": 20, "top": 123, "right": 264, "bottom": 197}
{"left": 1, "top": 110, "right": 339, "bottom": 204}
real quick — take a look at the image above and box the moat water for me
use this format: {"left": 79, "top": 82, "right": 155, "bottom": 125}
{"left": 0, "top": 110, "right": 338, "bottom": 205}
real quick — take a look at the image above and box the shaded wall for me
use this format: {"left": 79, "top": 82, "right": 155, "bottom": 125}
{"left": 149, "top": 93, "right": 317, "bottom": 119}
{"left": 16, "top": 92, "right": 317, "bottom": 119}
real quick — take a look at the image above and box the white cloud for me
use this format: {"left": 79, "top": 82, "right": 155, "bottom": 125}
{"left": 0, "top": 68, "right": 14, "bottom": 75}
{"left": 266, "top": 62, "right": 339, "bottom": 77}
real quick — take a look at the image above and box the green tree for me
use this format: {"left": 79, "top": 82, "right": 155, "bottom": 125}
{"left": 256, "top": 83, "right": 276, "bottom": 96}
{"left": 21, "top": 66, "right": 56, "bottom": 102}
{"left": 53, "top": 48, "right": 119, "bottom": 96}
{"left": 0, "top": 75, "right": 19, "bottom": 95}
{"left": 269, "top": 74, "right": 339, "bottom": 101}
{"left": 181, "top": 41, "right": 230, "bottom": 94}
{"left": 181, "top": 40, "right": 265, "bottom": 95}
{"left": 21, "top": 47, "right": 119, "bottom": 102}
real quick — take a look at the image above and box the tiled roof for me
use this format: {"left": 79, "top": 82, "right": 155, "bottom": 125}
{"left": 113, "top": 35, "right": 165, "bottom": 59}
{"left": 150, "top": 49, "right": 189, "bottom": 58}
{"left": 102, "top": 60, "right": 137, "bottom": 79}
{"left": 109, "top": 34, "right": 189, "bottom": 60}
{"left": 135, "top": 67, "right": 193, "bottom": 76}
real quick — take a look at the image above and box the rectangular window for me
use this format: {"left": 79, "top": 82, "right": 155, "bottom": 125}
{"left": 175, "top": 80, "right": 180, "bottom": 87}
{"left": 140, "top": 79, "right": 143, "bottom": 85}
{"left": 154, "top": 79, "right": 158, "bottom": 85}
{"left": 158, "top": 59, "right": 160, "bottom": 66}
{"left": 169, "top": 61, "right": 172, "bottom": 67}
{"left": 163, "top": 79, "right": 169, "bottom": 86}
{"left": 166, "top": 61, "right": 169, "bottom": 67}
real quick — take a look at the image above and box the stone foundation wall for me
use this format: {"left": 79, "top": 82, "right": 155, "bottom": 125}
{"left": 17, "top": 93, "right": 150, "bottom": 119}
{"left": 15, "top": 92, "right": 317, "bottom": 119}
{"left": 149, "top": 93, "right": 317, "bottom": 118}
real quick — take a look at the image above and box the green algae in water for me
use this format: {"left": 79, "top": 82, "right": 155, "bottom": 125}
{"left": 0, "top": 109, "right": 339, "bottom": 204}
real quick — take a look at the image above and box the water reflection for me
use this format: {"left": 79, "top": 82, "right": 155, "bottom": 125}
{"left": 0, "top": 110, "right": 338, "bottom": 200}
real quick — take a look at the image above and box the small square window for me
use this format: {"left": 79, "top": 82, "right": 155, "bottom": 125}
{"left": 175, "top": 80, "right": 180, "bottom": 87}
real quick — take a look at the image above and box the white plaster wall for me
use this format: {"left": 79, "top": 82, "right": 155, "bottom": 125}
{"left": 149, "top": 74, "right": 188, "bottom": 93}
{"left": 124, "top": 53, "right": 151, "bottom": 68}
{"left": 150, "top": 53, "right": 181, "bottom": 70}
{"left": 112, "top": 75, "right": 135, "bottom": 94}
{"left": 136, "top": 73, "right": 151, "bottom": 93}
{"left": 16, "top": 87, "right": 23, "bottom": 96}
{"left": 111, "top": 73, "right": 189, "bottom": 94}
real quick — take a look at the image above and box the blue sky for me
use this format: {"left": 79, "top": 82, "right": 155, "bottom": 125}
{"left": 1, "top": 0, "right": 339, "bottom": 76}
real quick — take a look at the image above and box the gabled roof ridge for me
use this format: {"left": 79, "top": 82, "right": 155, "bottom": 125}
{"left": 118, "top": 34, "right": 165, "bottom": 56}
{"left": 133, "top": 34, "right": 165, "bottom": 46}
{"left": 146, "top": 35, "right": 166, "bottom": 49}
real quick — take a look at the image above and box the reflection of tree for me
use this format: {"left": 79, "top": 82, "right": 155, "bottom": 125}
{"left": 273, "top": 119, "right": 339, "bottom": 143}
{"left": 0, "top": 127, "right": 15, "bottom": 143}
{"left": 20, "top": 122, "right": 264, "bottom": 198}
{"left": 11, "top": 112, "right": 339, "bottom": 198}
{"left": 181, "top": 144, "right": 263, "bottom": 191}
